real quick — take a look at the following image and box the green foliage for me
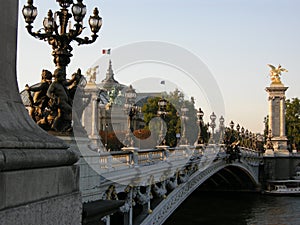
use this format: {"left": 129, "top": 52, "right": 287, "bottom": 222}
{"left": 286, "top": 98, "right": 300, "bottom": 150}
{"left": 142, "top": 89, "right": 207, "bottom": 147}
{"left": 263, "top": 97, "right": 300, "bottom": 150}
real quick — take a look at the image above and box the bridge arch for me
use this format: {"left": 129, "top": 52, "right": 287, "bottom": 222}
{"left": 200, "top": 163, "right": 259, "bottom": 191}
{"left": 140, "top": 160, "right": 260, "bottom": 225}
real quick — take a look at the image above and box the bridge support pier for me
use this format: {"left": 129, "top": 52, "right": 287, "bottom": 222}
{"left": 263, "top": 155, "right": 300, "bottom": 181}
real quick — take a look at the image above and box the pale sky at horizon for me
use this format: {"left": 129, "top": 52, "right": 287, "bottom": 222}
{"left": 17, "top": 0, "right": 300, "bottom": 133}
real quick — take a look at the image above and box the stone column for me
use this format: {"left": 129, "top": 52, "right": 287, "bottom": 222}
{"left": 83, "top": 80, "right": 102, "bottom": 149}
{"left": 268, "top": 96, "right": 273, "bottom": 132}
{"left": 0, "top": 1, "right": 81, "bottom": 224}
{"left": 265, "top": 84, "right": 289, "bottom": 156}
{"left": 280, "top": 97, "right": 286, "bottom": 137}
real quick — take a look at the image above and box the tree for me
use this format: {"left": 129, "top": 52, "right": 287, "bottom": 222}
{"left": 286, "top": 98, "right": 300, "bottom": 150}
{"left": 141, "top": 89, "right": 208, "bottom": 147}
{"left": 142, "top": 96, "right": 180, "bottom": 147}
{"left": 263, "top": 97, "right": 300, "bottom": 150}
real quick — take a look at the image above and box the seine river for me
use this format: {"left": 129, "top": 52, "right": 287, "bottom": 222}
{"left": 164, "top": 191, "right": 300, "bottom": 225}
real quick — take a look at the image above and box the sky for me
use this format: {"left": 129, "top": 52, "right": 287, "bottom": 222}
{"left": 17, "top": 0, "right": 300, "bottom": 133}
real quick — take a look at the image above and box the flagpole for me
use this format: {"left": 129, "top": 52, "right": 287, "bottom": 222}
{"left": 160, "top": 80, "right": 166, "bottom": 97}
{"left": 102, "top": 48, "right": 112, "bottom": 70}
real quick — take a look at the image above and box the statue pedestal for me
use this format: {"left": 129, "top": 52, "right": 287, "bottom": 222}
{"left": 272, "top": 136, "right": 290, "bottom": 156}
{"left": 264, "top": 149, "right": 275, "bottom": 157}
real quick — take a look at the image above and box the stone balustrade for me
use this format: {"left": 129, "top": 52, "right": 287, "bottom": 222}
{"left": 95, "top": 144, "right": 261, "bottom": 172}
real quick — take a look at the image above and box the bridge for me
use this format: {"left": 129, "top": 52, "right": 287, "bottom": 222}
{"left": 66, "top": 134, "right": 261, "bottom": 225}
{"left": 1, "top": 2, "right": 300, "bottom": 225}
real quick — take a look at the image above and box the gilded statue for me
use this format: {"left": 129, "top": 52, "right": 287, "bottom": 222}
{"left": 267, "top": 64, "right": 288, "bottom": 84}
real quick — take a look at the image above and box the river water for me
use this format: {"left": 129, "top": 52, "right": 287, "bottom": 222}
{"left": 164, "top": 191, "right": 300, "bottom": 225}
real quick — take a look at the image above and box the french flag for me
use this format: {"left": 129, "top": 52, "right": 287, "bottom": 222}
{"left": 102, "top": 49, "right": 111, "bottom": 54}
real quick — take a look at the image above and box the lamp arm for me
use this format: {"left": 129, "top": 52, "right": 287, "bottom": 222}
{"left": 74, "top": 33, "right": 98, "bottom": 45}
{"left": 53, "top": 22, "right": 60, "bottom": 36}
{"left": 68, "top": 24, "right": 84, "bottom": 40}
{"left": 26, "top": 25, "right": 50, "bottom": 40}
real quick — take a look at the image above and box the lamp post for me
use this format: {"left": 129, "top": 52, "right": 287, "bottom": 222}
{"left": 241, "top": 126, "right": 245, "bottom": 146}
{"left": 219, "top": 115, "right": 225, "bottom": 143}
{"left": 124, "top": 85, "right": 137, "bottom": 147}
{"left": 157, "top": 98, "right": 168, "bottom": 145}
{"left": 229, "top": 120, "right": 235, "bottom": 130}
{"left": 209, "top": 112, "right": 217, "bottom": 143}
{"left": 245, "top": 129, "right": 249, "bottom": 148}
{"left": 180, "top": 103, "right": 189, "bottom": 145}
{"left": 22, "top": 0, "right": 102, "bottom": 74}
{"left": 236, "top": 123, "right": 240, "bottom": 141}
{"left": 196, "top": 108, "right": 204, "bottom": 144}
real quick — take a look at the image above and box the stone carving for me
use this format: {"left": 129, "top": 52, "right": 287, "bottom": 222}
{"left": 264, "top": 129, "right": 274, "bottom": 150}
{"left": 135, "top": 186, "right": 152, "bottom": 205}
{"left": 86, "top": 65, "right": 99, "bottom": 84}
{"left": 166, "top": 173, "right": 179, "bottom": 191}
{"left": 267, "top": 64, "right": 288, "bottom": 84}
{"left": 119, "top": 185, "right": 135, "bottom": 213}
{"left": 178, "top": 169, "right": 189, "bottom": 184}
{"left": 151, "top": 176, "right": 167, "bottom": 199}
{"left": 102, "top": 185, "right": 118, "bottom": 200}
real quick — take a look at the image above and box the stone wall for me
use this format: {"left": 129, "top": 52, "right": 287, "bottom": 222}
{"left": 263, "top": 156, "right": 300, "bottom": 180}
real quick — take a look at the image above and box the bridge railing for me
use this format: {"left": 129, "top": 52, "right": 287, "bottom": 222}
{"left": 96, "top": 144, "right": 261, "bottom": 172}
{"left": 97, "top": 145, "right": 207, "bottom": 171}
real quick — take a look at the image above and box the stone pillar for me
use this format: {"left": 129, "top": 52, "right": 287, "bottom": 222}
{"left": 265, "top": 84, "right": 289, "bottom": 156}
{"left": 0, "top": 1, "right": 81, "bottom": 224}
{"left": 83, "top": 80, "right": 102, "bottom": 149}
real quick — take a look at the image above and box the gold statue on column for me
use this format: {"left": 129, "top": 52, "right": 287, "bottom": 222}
{"left": 267, "top": 64, "right": 288, "bottom": 84}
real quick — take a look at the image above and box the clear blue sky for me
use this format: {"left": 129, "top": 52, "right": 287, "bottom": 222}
{"left": 17, "top": 0, "right": 300, "bottom": 133}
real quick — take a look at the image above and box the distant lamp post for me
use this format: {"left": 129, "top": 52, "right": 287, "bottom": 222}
{"left": 245, "top": 129, "right": 249, "bottom": 147}
{"left": 124, "top": 85, "right": 137, "bottom": 147}
{"left": 180, "top": 103, "right": 189, "bottom": 145}
{"left": 157, "top": 98, "right": 168, "bottom": 145}
{"left": 236, "top": 124, "right": 240, "bottom": 140}
{"left": 209, "top": 112, "right": 217, "bottom": 143}
{"left": 241, "top": 126, "right": 245, "bottom": 146}
{"left": 22, "top": 0, "right": 102, "bottom": 73}
{"left": 229, "top": 120, "right": 235, "bottom": 130}
{"left": 196, "top": 108, "right": 204, "bottom": 144}
{"left": 236, "top": 124, "right": 240, "bottom": 133}
{"left": 219, "top": 115, "right": 225, "bottom": 143}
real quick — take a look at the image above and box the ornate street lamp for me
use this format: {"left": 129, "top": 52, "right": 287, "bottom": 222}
{"left": 241, "top": 126, "right": 245, "bottom": 146}
{"left": 123, "top": 85, "right": 137, "bottom": 147}
{"left": 196, "top": 108, "right": 204, "bottom": 144}
{"left": 229, "top": 120, "right": 235, "bottom": 130}
{"left": 219, "top": 116, "right": 225, "bottom": 128}
{"left": 157, "top": 98, "right": 167, "bottom": 117}
{"left": 219, "top": 115, "right": 225, "bottom": 143}
{"left": 209, "top": 112, "right": 217, "bottom": 143}
{"left": 236, "top": 124, "right": 240, "bottom": 133}
{"left": 157, "top": 98, "right": 168, "bottom": 145}
{"left": 180, "top": 103, "right": 189, "bottom": 145}
{"left": 22, "top": 0, "right": 102, "bottom": 74}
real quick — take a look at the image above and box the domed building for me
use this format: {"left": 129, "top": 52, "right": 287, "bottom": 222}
{"left": 83, "top": 60, "right": 149, "bottom": 150}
